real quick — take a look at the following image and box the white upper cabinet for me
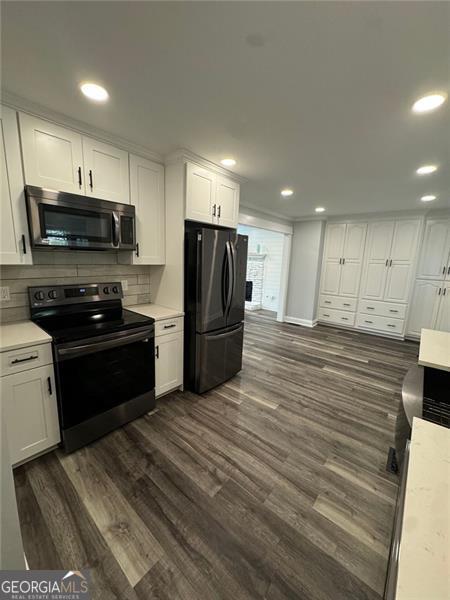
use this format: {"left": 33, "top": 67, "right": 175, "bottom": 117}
{"left": 416, "top": 219, "right": 450, "bottom": 280}
{"left": 343, "top": 223, "right": 366, "bottom": 261}
{"left": 82, "top": 137, "right": 130, "bottom": 204}
{"left": 365, "top": 221, "right": 394, "bottom": 262}
{"left": 185, "top": 163, "right": 216, "bottom": 223}
{"left": 0, "top": 106, "right": 32, "bottom": 265}
{"left": 215, "top": 176, "right": 239, "bottom": 228}
{"left": 19, "top": 113, "right": 84, "bottom": 194}
{"left": 129, "top": 154, "right": 165, "bottom": 265}
{"left": 321, "top": 261, "right": 342, "bottom": 295}
{"left": 390, "top": 220, "right": 420, "bottom": 262}
{"left": 435, "top": 284, "right": 450, "bottom": 332}
{"left": 324, "top": 223, "right": 346, "bottom": 260}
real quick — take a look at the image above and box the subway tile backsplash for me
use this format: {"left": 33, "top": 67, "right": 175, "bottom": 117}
{"left": 0, "top": 251, "right": 152, "bottom": 323}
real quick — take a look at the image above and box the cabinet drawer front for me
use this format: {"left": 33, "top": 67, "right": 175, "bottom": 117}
{"left": 320, "top": 295, "right": 357, "bottom": 312}
{"left": 155, "top": 317, "right": 183, "bottom": 337}
{"left": 1, "top": 343, "right": 53, "bottom": 377}
{"left": 318, "top": 308, "right": 356, "bottom": 326}
{"left": 356, "top": 313, "right": 405, "bottom": 335}
{"left": 358, "top": 300, "right": 406, "bottom": 319}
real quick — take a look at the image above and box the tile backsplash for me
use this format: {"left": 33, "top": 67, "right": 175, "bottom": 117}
{"left": 0, "top": 251, "right": 151, "bottom": 323}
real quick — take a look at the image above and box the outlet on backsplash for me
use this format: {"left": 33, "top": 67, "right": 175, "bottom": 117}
{"left": 121, "top": 280, "right": 128, "bottom": 291}
{"left": 0, "top": 286, "right": 11, "bottom": 302}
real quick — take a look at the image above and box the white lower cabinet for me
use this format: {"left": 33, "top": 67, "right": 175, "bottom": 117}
{"left": 1, "top": 361, "right": 60, "bottom": 465}
{"left": 318, "top": 307, "right": 356, "bottom": 327}
{"left": 155, "top": 318, "right": 183, "bottom": 397}
{"left": 435, "top": 284, "right": 450, "bottom": 332}
{"left": 356, "top": 313, "right": 405, "bottom": 336}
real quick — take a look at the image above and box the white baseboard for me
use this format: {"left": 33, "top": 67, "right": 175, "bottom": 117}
{"left": 284, "top": 316, "right": 318, "bottom": 328}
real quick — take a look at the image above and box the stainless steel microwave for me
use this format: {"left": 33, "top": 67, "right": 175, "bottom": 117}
{"left": 25, "top": 186, "right": 136, "bottom": 251}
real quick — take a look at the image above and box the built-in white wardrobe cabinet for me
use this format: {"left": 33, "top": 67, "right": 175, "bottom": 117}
{"left": 0, "top": 106, "right": 32, "bottom": 265}
{"left": 19, "top": 113, "right": 130, "bottom": 203}
{"left": 407, "top": 218, "right": 450, "bottom": 337}
{"left": 185, "top": 162, "right": 239, "bottom": 228}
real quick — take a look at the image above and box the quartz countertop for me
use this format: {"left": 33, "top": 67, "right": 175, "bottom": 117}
{"left": 127, "top": 303, "right": 184, "bottom": 321}
{"left": 395, "top": 418, "right": 450, "bottom": 600}
{"left": 418, "top": 329, "right": 450, "bottom": 371}
{"left": 0, "top": 321, "right": 51, "bottom": 353}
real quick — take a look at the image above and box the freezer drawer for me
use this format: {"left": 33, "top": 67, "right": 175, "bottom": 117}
{"left": 195, "top": 323, "right": 243, "bottom": 393}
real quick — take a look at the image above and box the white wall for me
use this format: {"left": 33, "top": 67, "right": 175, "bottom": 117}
{"left": 286, "top": 220, "right": 325, "bottom": 325}
{"left": 238, "top": 225, "right": 285, "bottom": 312}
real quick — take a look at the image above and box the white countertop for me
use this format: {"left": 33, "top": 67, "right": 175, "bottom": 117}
{"left": 418, "top": 329, "right": 450, "bottom": 371}
{"left": 0, "top": 321, "right": 51, "bottom": 352}
{"left": 127, "top": 303, "right": 184, "bottom": 321}
{"left": 396, "top": 418, "right": 450, "bottom": 600}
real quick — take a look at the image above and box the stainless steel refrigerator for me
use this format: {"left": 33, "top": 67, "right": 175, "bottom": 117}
{"left": 184, "top": 223, "right": 248, "bottom": 393}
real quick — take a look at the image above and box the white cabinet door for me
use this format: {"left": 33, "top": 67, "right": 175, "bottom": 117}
{"left": 321, "top": 261, "right": 342, "bottom": 295}
{"left": 384, "top": 263, "right": 413, "bottom": 303}
{"left": 82, "top": 137, "right": 130, "bottom": 203}
{"left": 435, "top": 284, "right": 450, "bottom": 332}
{"left": 19, "top": 113, "right": 84, "bottom": 194}
{"left": 384, "top": 220, "right": 420, "bottom": 303}
{"left": 129, "top": 155, "right": 165, "bottom": 265}
{"left": 324, "top": 223, "right": 346, "bottom": 260}
{"left": 407, "top": 280, "right": 441, "bottom": 337}
{"left": 216, "top": 176, "right": 239, "bottom": 228}
{"left": 155, "top": 333, "right": 183, "bottom": 397}
{"left": 1, "top": 365, "right": 60, "bottom": 465}
{"left": 359, "top": 221, "right": 394, "bottom": 300}
{"left": 417, "top": 220, "right": 450, "bottom": 280}
{"left": 343, "top": 223, "right": 367, "bottom": 261}
{"left": 339, "top": 261, "right": 362, "bottom": 297}
{"left": 0, "top": 106, "right": 32, "bottom": 264}
{"left": 185, "top": 163, "right": 215, "bottom": 224}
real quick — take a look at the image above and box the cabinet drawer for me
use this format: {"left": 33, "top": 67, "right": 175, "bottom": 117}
{"left": 318, "top": 308, "right": 356, "bottom": 327}
{"left": 155, "top": 317, "right": 183, "bottom": 337}
{"left": 356, "top": 313, "right": 405, "bottom": 335}
{"left": 319, "top": 295, "right": 357, "bottom": 312}
{"left": 358, "top": 300, "right": 406, "bottom": 319}
{"left": 1, "top": 343, "right": 53, "bottom": 377}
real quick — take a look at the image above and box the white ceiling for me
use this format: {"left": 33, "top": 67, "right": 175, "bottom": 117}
{"left": 2, "top": 1, "right": 449, "bottom": 219}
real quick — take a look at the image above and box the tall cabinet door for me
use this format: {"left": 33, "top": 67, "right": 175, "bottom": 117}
{"left": 339, "top": 223, "right": 367, "bottom": 297}
{"left": 435, "top": 284, "right": 450, "bottom": 332}
{"left": 185, "top": 163, "right": 215, "bottom": 224}
{"left": 384, "top": 220, "right": 420, "bottom": 303}
{"left": 0, "top": 106, "right": 32, "bottom": 264}
{"left": 19, "top": 113, "right": 84, "bottom": 194}
{"left": 129, "top": 154, "right": 165, "bottom": 265}
{"left": 320, "top": 223, "right": 346, "bottom": 295}
{"left": 407, "top": 280, "right": 441, "bottom": 337}
{"left": 417, "top": 219, "right": 450, "bottom": 280}
{"left": 216, "top": 176, "right": 239, "bottom": 228}
{"left": 82, "top": 137, "right": 130, "bottom": 203}
{"left": 360, "top": 221, "right": 394, "bottom": 300}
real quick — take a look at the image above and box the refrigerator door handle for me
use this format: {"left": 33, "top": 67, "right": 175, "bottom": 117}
{"left": 225, "top": 241, "right": 233, "bottom": 316}
{"left": 229, "top": 240, "right": 236, "bottom": 312}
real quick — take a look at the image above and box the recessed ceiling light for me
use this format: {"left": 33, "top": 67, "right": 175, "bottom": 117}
{"left": 80, "top": 82, "right": 109, "bottom": 102}
{"left": 281, "top": 189, "right": 293, "bottom": 197}
{"left": 315, "top": 207, "right": 325, "bottom": 213}
{"left": 221, "top": 158, "right": 236, "bottom": 167}
{"left": 412, "top": 93, "right": 447, "bottom": 113}
{"left": 416, "top": 164, "right": 437, "bottom": 175}
{"left": 421, "top": 195, "right": 437, "bottom": 202}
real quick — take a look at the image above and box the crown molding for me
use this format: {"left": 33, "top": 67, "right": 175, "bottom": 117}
{"left": 2, "top": 90, "right": 164, "bottom": 164}
{"left": 239, "top": 200, "right": 295, "bottom": 223}
{"left": 293, "top": 207, "right": 439, "bottom": 222}
{"left": 164, "top": 148, "right": 247, "bottom": 184}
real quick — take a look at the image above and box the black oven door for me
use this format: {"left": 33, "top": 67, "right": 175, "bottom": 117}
{"left": 54, "top": 325, "right": 155, "bottom": 451}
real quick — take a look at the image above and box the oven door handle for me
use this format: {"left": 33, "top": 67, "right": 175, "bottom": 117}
{"left": 56, "top": 327, "right": 154, "bottom": 361}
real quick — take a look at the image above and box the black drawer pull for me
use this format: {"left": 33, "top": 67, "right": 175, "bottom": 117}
{"left": 89, "top": 169, "right": 93, "bottom": 189}
{"left": 389, "top": 309, "right": 398, "bottom": 313}
{"left": 364, "top": 320, "right": 373, "bottom": 324}
{"left": 387, "top": 324, "right": 396, "bottom": 328}
{"left": 47, "top": 376, "right": 53, "bottom": 395}
{"left": 11, "top": 355, "right": 38, "bottom": 364}
{"left": 323, "top": 314, "right": 330, "bottom": 317}
{"left": 21, "top": 234, "right": 27, "bottom": 254}
{"left": 78, "top": 166, "right": 82, "bottom": 186}
{"left": 366, "top": 306, "right": 375, "bottom": 310}
{"left": 136, "top": 242, "right": 140, "bottom": 257}
{"left": 212, "top": 204, "right": 217, "bottom": 217}
{"left": 341, "top": 317, "right": 349, "bottom": 321}
{"left": 217, "top": 205, "right": 221, "bottom": 218}
{"left": 163, "top": 324, "right": 176, "bottom": 329}
{"left": 343, "top": 303, "right": 350, "bottom": 306}
{"left": 155, "top": 345, "right": 159, "bottom": 359}
{"left": 324, "top": 300, "right": 331, "bottom": 304}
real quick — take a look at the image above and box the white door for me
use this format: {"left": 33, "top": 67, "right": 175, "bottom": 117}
{"left": 0, "top": 106, "right": 32, "bottom": 264}
{"left": 417, "top": 219, "right": 450, "bottom": 280}
{"left": 360, "top": 221, "right": 394, "bottom": 300}
{"left": 216, "top": 176, "right": 239, "bottom": 228}
{"left": 407, "top": 280, "right": 442, "bottom": 337}
{"left": 324, "top": 223, "right": 346, "bottom": 260}
{"left": 1, "top": 365, "right": 60, "bottom": 465}
{"left": 339, "top": 223, "right": 367, "bottom": 296}
{"left": 19, "top": 113, "right": 84, "bottom": 194}
{"left": 384, "top": 220, "right": 420, "bottom": 303}
{"left": 339, "top": 262, "right": 362, "bottom": 297}
{"left": 185, "top": 163, "right": 215, "bottom": 224}
{"left": 435, "top": 284, "right": 450, "bottom": 332}
{"left": 129, "top": 155, "right": 165, "bottom": 265}
{"left": 321, "top": 261, "right": 342, "bottom": 295}
{"left": 82, "top": 137, "right": 130, "bottom": 203}
{"left": 155, "top": 333, "right": 183, "bottom": 396}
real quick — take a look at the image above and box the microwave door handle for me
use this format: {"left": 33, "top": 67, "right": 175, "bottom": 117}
{"left": 112, "top": 212, "right": 120, "bottom": 246}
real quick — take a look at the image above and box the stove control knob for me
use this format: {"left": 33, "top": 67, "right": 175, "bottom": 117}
{"left": 103, "top": 287, "right": 110, "bottom": 294}
{"left": 34, "top": 291, "right": 45, "bottom": 301}
{"left": 112, "top": 286, "right": 119, "bottom": 294}
{"left": 48, "top": 290, "right": 58, "bottom": 299}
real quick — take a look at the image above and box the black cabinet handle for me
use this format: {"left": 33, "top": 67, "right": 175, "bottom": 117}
{"left": 389, "top": 259, "right": 393, "bottom": 267}
{"left": 212, "top": 204, "right": 216, "bottom": 217}
{"left": 438, "top": 288, "right": 442, "bottom": 295}
{"left": 89, "top": 169, "right": 93, "bottom": 190}
{"left": 387, "top": 324, "right": 396, "bottom": 328}
{"left": 11, "top": 355, "right": 38, "bottom": 365}
{"left": 163, "top": 324, "right": 176, "bottom": 329}
{"left": 323, "top": 313, "right": 330, "bottom": 317}
{"left": 342, "top": 258, "right": 345, "bottom": 265}
{"left": 365, "top": 320, "right": 373, "bottom": 324}
{"left": 341, "top": 317, "right": 349, "bottom": 321}
{"left": 366, "top": 306, "right": 375, "bottom": 310}
{"left": 385, "top": 259, "right": 389, "bottom": 267}
{"left": 21, "top": 234, "right": 27, "bottom": 255}
{"left": 155, "top": 345, "right": 159, "bottom": 359}
{"left": 444, "top": 288, "right": 447, "bottom": 296}
{"left": 136, "top": 242, "right": 140, "bottom": 257}
{"left": 447, "top": 266, "right": 450, "bottom": 275}
{"left": 343, "top": 303, "right": 350, "bottom": 306}
{"left": 47, "top": 376, "right": 53, "bottom": 395}
{"left": 78, "top": 166, "right": 82, "bottom": 187}
{"left": 443, "top": 266, "right": 446, "bottom": 275}
{"left": 217, "top": 205, "right": 221, "bottom": 218}
{"left": 389, "top": 309, "right": 398, "bottom": 313}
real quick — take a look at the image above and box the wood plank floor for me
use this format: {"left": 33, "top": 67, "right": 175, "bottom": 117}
{"left": 14, "top": 313, "right": 419, "bottom": 599}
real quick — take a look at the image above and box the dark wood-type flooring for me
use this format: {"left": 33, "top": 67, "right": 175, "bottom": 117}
{"left": 14, "top": 313, "right": 419, "bottom": 599}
